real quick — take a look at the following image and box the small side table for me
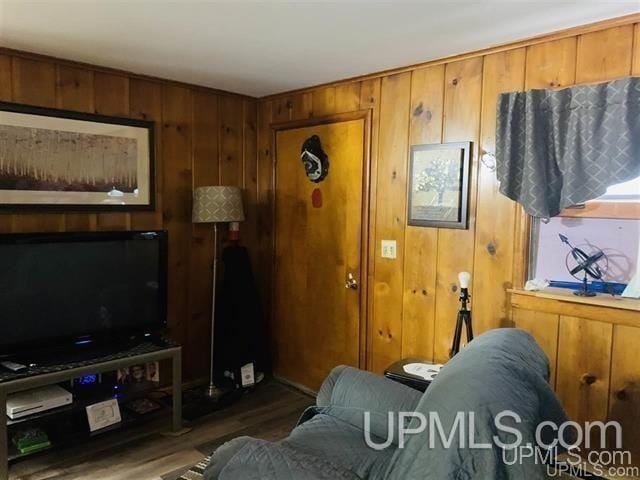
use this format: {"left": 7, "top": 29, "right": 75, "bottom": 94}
{"left": 384, "top": 358, "right": 441, "bottom": 392}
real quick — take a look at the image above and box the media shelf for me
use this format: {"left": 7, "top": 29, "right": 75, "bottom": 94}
{"left": 6, "top": 387, "right": 164, "bottom": 427}
{"left": 7, "top": 396, "right": 171, "bottom": 462}
{"left": 0, "top": 343, "right": 183, "bottom": 480}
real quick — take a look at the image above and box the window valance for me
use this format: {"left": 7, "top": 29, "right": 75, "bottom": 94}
{"left": 495, "top": 77, "right": 640, "bottom": 218}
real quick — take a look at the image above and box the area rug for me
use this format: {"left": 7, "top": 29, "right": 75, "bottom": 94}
{"left": 175, "top": 455, "right": 211, "bottom": 480}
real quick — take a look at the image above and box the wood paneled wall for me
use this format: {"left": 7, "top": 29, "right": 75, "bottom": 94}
{"left": 510, "top": 291, "right": 640, "bottom": 461}
{"left": 0, "top": 51, "right": 259, "bottom": 379}
{"left": 259, "top": 16, "right": 640, "bottom": 370}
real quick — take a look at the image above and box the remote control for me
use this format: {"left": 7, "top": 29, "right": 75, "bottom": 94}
{"left": 1, "top": 360, "right": 27, "bottom": 372}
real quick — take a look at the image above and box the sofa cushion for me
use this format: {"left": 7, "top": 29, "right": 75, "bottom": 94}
{"left": 285, "top": 413, "right": 395, "bottom": 479}
{"left": 213, "top": 438, "right": 360, "bottom": 480}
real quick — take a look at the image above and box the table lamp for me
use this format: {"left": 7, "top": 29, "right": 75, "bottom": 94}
{"left": 192, "top": 186, "right": 245, "bottom": 399}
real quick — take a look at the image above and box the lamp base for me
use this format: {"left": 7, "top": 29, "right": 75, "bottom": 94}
{"left": 573, "top": 290, "right": 597, "bottom": 297}
{"left": 181, "top": 382, "right": 242, "bottom": 422}
{"left": 204, "top": 383, "right": 226, "bottom": 400}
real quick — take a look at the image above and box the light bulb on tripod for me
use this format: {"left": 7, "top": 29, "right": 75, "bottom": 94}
{"left": 458, "top": 271, "right": 471, "bottom": 289}
{"left": 450, "top": 271, "right": 474, "bottom": 358}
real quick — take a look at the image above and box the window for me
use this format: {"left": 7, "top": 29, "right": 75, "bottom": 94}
{"left": 529, "top": 176, "right": 640, "bottom": 293}
{"left": 601, "top": 176, "right": 640, "bottom": 201}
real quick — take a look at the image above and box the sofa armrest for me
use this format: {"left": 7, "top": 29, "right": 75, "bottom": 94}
{"left": 316, "top": 365, "right": 349, "bottom": 406}
{"left": 206, "top": 437, "right": 360, "bottom": 480}
{"left": 313, "top": 366, "right": 423, "bottom": 442}
{"left": 205, "top": 436, "right": 253, "bottom": 479}
{"left": 318, "top": 365, "right": 422, "bottom": 411}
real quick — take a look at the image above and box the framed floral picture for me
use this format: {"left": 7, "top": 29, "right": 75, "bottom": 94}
{"left": 407, "top": 142, "right": 471, "bottom": 229}
{"left": 0, "top": 101, "right": 154, "bottom": 210}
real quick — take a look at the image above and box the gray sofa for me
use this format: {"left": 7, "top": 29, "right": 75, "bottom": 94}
{"left": 205, "top": 329, "right": 568, "bottom": 479}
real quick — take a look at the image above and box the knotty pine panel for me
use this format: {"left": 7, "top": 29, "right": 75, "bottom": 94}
{"left": 129, "top": 78, "right": 164, "bottom": 231}
{"left": 334, "top": 83, "right": 361, "bottom": 114}
{"left": 272, "top": 96, "right": 293, "bottom": 124}
{"left": 0, "top": 55, "right": 11, "bottom": 101}
{"left": 609, "top": 325, "right": 640, "bottom": 462}
{"left": 187, "top": 91, "right": 219, "bottom": 378}
{"left": 256, "top": 100, "right": 274, "bottom": 355}
{"left": 401, "top": 65, "right": 444, "bottom": 361}
{"left": 11, "top": 57, "right": 56, "bottom": 108}
{"left": 162, "top": 85, "right": 193, "bottom": 348}
{"left": 511, "top": 307, "right": 560, "bottom": 387}
{"left": 576, "top": 25, "right": 634, "bottom": 84}
{"left": 220, "top": 95, "right": 244, "bottom": 187}
{"left": 370, "top": 72, "right": 411, "bottom": 372}
{"left": 634, "top": 24, "right": 640, "bottom": 75}
{"left": 290, "top": 92, "right": 313, "bottom": 121}
{"left": 311, "top": 86, "right": 337, "bottom": 117}
{"left": 243, "top": 99, "right": 259, "bottom": 270}
{"left": 56, "top": 66, "right": 94, "bottom": 113}
{"left": 433, "top": 57, "right": 482, "bottom": 362}
{"left": 525, "top": 37, "right": 577, "bottom": 90}
{"left": 472, "top": 49, "right": 525, "bottom": 335}
{"left": 271, "top": 92, "right": 313, "bottom": 124}
{"left": 556, "top": 316, "right": 613, "bottom": 425}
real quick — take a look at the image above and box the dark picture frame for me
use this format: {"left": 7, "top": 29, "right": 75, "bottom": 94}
{"left": 0, "top": 101, "right": 155, "bottom": 211}
{"left": 407, "top": 142, "right": 471, "bottom": 229}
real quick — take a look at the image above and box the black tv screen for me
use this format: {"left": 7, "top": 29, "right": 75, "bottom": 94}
{"left": 0, "top": 230, "right": 167, "bottom": 354}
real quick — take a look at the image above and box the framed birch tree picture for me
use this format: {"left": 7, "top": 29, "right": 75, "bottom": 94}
{"left": 407, "top": 142, "right": 471, "bottom": 229}
{"left": 0, "top": 102, "right": 154, "bottom": 210}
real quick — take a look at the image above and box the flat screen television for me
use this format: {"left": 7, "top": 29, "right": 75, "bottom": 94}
{"left": 0, "top": 230, "right": 167, "bottom": 357}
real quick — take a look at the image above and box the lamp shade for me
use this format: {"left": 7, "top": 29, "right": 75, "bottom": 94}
{"left": 192, "top": 186, "right": 245, "bottom": 223}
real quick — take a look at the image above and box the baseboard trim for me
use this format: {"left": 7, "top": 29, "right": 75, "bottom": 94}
{"left": 273, "top": 375, "right": 317, "bottom": 398}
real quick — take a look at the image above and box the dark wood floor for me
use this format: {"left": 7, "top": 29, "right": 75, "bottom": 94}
{"left": 9, "top": 381, "right": 313, "bottom": 480}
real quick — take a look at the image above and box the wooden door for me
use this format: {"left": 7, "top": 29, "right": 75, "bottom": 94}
{"left": 273, "top": 117, "right": 366, "bottom": 391}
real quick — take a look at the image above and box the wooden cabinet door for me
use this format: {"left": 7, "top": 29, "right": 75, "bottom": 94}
{"left": 609, "top": 325, "right": 640, "bottom": 462}
{"left": 556, "top": 316, "right": 613, "bottom": 426}
{"left": 273, "top": 118, "right": 365, "bottom": 391}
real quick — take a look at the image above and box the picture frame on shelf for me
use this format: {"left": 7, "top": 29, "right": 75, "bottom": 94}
{"left": 0, "top": 101, "right": 154, "bottom": 211}
{"left": 407, "top": 141, "right": 471, "bottom": 229}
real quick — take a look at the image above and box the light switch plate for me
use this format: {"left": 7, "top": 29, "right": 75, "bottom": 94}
{"left": 381, "top": 240, "right": 397, "bottom": 259}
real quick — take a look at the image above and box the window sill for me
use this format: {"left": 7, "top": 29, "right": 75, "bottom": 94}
{"left": 509, "top": 287, "right": 639, "bottom": 311}
{"left": 508, "top": 287, "right": 640, "bottom": 325}
{"left": 559, "top": 200, "right": 640, "bottom": 219}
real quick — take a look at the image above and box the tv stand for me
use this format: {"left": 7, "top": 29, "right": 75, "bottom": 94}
{"left": 0, "top": 342, "right": 183, "bottom": 480}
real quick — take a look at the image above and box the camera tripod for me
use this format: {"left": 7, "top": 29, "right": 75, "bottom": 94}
{"left": 450, "top": 287, "right": 473, "bottom": 358}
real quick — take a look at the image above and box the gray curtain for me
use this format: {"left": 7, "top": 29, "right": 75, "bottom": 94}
{"left": 495, "top": 76, "right": 640, "bottom": 218}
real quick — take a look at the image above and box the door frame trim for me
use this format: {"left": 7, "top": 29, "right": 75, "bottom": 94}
{"left": 271, "top": 110, "right": 373, "bottom": 371}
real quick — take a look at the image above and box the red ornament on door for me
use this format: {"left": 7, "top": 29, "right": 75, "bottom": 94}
{"left": 311, "top": 188, "right": 323, "bottom": 208}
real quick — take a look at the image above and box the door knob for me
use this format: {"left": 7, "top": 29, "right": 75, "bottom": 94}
{"left": 345, "top": 273, "right": 358, "bottom": 290}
